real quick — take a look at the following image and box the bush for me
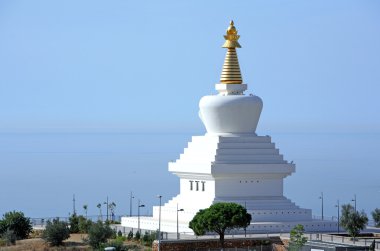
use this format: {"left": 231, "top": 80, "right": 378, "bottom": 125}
{"left": 78, "top": 215, "right": 92, "bottom": 233}
{"left": 127, "top": 230, "right": 133, "bottom": 240}
{"left": 2, "top": 229, "right": 16, "bottom": 245}
{"left": 142, "top": 231, "right": 156, "bottom": 246}
{"left": 116, "top": 235, "right": 127, "bottom": 242}
{"left": 69, "top": 213, "right": 79, "bottom": 233}
{"left": 0, "top": 238, "right": 6, "bottom": 247}
{"left": 134, "top": 230, "right": 140, "bottom": 240}
{"left": 42, "top": 219, "right": 70, "bottom": 246}
{"left": 87, "top": 221, "right": 114, "bottom": 249}
{"left": 102, "top": 238, "right": 124, "bottom": 251}
{"left": 0, "top": 211, "right": 32, "bottom": 240}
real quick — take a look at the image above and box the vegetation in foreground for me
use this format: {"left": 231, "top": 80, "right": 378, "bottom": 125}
{"left": 340, "top": 204, "right": 368, "bottom": 239}
{"left": 288, "top": 224, "right": 307, "bottom": 251}
{"left": 189, "top": 202, "right": 251, "bottom": 248}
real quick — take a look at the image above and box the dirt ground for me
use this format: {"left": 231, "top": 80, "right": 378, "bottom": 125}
{"left": 0, "top": 234, "right": 151, "bottom": 251}
{"left": 0, "top": 234, "right": 90, "bottom": 251}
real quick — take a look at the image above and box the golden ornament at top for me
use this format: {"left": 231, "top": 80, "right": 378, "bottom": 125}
{"left": 222, "top": 20, "right": 241, "bottom": 48}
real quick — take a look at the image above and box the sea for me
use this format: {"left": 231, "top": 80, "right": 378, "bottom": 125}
{"left": 0, "top": 132, "right": 379, "bottom": 221}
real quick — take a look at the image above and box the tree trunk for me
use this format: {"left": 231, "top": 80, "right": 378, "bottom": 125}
{"left": 219, "top": 232, "right": 225, "bottom": 251}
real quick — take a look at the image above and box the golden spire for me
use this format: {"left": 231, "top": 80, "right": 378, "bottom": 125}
{"left": 220, "top": 20, "right": 243, "bottom": 84}
{"left": 222, "top": 20, "right": 241, "bottom": 48}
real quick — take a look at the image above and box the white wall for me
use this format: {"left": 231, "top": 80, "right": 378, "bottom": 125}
{"left": 215, "top": 178, "right": 283, "bottom": 197}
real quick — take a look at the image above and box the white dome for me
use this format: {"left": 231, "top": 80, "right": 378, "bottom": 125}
{"left": 199, "top": 95, "right": 263, "bottom": 134}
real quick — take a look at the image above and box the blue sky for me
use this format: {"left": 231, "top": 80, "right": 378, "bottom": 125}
{"left": 0, "top": 0, "right": 379, "bottom": 134}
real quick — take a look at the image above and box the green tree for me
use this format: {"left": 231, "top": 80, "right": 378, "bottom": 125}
{"left": 189, "top": 202, "right": 251, "bottom": 248}
{"left": 83, "top": 205, "right": 88, "bottom": 219}
{"left": 371, "top": 208, "right": 380, "bottom": 228}
{"left": 87, "top": 221, "right": 114, "bottom": 249}
{"left": 97, "top": 203, "right": 102, "bottom": 221}
{"left": 340, "top": 204, "right": 368, "bottom": 239}
{"left": 289, "top": 224, "right": 307, "bottom": 251}
{"left": 42, "top": 219, "right": 70, "bottom": 246}
{"left": 109, "top": 202, "right": 116, "bottom": 222}
{"left": 78, "top": 215, "right": 92, "bottom": 233}
{"left": 69, "top": 213, "right": 79, "bottom": 233}
{"left": 0, "top": 211, "right": 32, "bottom": 240}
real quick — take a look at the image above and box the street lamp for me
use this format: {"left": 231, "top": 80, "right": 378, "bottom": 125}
{"left": 244, "top": 201, "right": 247, "bottom": 237}
{"left": 335, "top": 200, "right": 340, "bottom": 233}
{"left": 176, "top": 204, "right": 184, "bottom": 240}
{"left": 137, "top": 200, "right": 145, "bottom": 234}
{"left": 319, "top": 192, "right": 324, "bottom": 220}
{"left": 104, "top": 196, "right": 109, "bottom": 222}
{"left": 130, "top": 191, "right": 134, "bottom": 217}
{"left": 157, "top": 195, "right": 162, "bottom": 251}
{"left": 351, "top": 194, "right": 357, "bottom": 212}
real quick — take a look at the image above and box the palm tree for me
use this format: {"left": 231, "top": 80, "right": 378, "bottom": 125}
{"left": 97, "top": 203, "right": 102, "bottom": 221}
{"left": 83, "top": 204, "right": 88, "bottom": 219}
{"left": 108, "top": 202, "right": 116, "bottom": 222}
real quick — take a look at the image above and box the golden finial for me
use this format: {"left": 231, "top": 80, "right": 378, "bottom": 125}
{"left": 220, "top": 20, "right": 243, "bottom": 84}
{"left": 222, "top": 20, "right": 241, "bottom": 48}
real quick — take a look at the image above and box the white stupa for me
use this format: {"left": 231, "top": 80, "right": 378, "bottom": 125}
{"left": 122, "top": 21, "right": 337, "bottom": 234}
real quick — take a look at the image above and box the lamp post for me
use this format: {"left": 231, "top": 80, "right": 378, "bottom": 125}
{"left": 244, "top": 201, "right": 247, "bottom": 237}
{"left": 176, "top": 204, "right": 184, "bottom": 240}
{"left": 157, "top": 195, "right": 162, "bottom": 251}
{"left": 104, "top": 196, "right": 109, "bottom": 222}
{"left": 351, "top": 194, "right": 357, "bottom": 212}
{"left": 335, "top": 200, "right": 340, "bottom": 233}
{"left": 319, "top": 192, "right": 324, "bottom": 220}
{"left": 137, "top": 200, "right": 145, "bottom": 235}
{"left": 130, "top": 191, "right": 134, "bottom": 217}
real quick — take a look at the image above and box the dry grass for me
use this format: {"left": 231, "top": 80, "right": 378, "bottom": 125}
{"left": 0, "top": 234, "right": 90, "bottom": 251}
{"left": 0, "top": 234, "right": 152, "bottom": 251}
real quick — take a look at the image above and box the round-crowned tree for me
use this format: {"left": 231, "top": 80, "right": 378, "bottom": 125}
{"left": 42, "top": 219, "right": 70, "bottom": 246}
{"left": 87, "top": 221, "right": 114, "bottom": 249}
{"left": 0, "top": 211, "right": 32, "bottom": 240}
{"left": 189, "top": 202, "right": 251, "bottom": 248}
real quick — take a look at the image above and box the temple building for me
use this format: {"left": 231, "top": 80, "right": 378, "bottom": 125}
{"left": 121, "top": 21, "right": 337, "bottom": 234}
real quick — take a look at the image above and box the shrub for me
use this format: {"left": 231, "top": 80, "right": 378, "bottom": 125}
{"left": 69, "top": 213, "right": 79, "bottom": 233}
{"left": 102, "top": 238, "right": 124, "bottom": 251}
{"left": 134, "top": 230, "right": 140, "bottom": 240}
{"left": 78, "top": 215, "right": 92, "bottom": 233}
{"left": 0, "top": 211, "right": 32, "bottom": 240}
{"left": 87, "top": 221, "right": 114, "bottom": 249}
{"left": 127, "top": 230, "right": 133, "bottom": 240}
{"left": 142, "top": 231, "right": 156, "bottom": 246}
{"left": 2, "top": 229, "right": 16, "bottom": 245}
{"left": 42, "top": 219, "right": 70, "bottom": 246}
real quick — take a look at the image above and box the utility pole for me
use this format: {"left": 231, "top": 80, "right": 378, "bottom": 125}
{"left": 335, "top": 200, "right": 340, "bottom": 233}
{"left": 104, "top": 196, "right": 109, "bottom": 222}
{"left": 319, "top": 192, "right": 324, "bottom": 220}
{"left": 73, "top": 194, "right": 76, "bottom": 215}
{"left": 352, "top": 194, "right": 357, "bottom": 212}
{"left": 130, "top": 191, "right": 134, "bottom": 217}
